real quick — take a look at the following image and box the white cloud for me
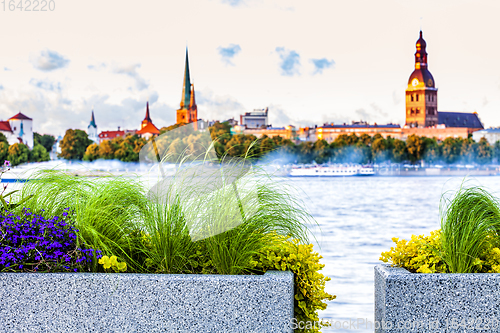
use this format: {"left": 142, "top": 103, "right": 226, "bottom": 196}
{"left": 30, "top": 49, "right": 69, "bottom": 71}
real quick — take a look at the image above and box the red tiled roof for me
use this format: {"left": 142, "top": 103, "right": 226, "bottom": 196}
{"left": 98, "top": 130, "right": 125, "bottom": 139}
{"left": 136, "top": 122, "right": 160, "bottom": 135}
{"left": 0, "top": 121, "right": 12, "bottom": 132}
{"left": 9, "top": 112, "right": 32, "bottom": 121}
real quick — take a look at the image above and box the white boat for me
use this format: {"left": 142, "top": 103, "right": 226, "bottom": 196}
{"left": 289, "top": 164, "right": 374, "bottom": 177}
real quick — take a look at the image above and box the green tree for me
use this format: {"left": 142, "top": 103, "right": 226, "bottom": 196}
{"left": 476, "top": 137, "right": 492, "bottom": 165}
{"left": 313, "top": 139, "right": 331, "bottom": 164}
{"left": 371, "top": 137, "right": 388, "bottom": 163}
{"left": 423, "top": 137, "right": 441, "bottom": 164}
{"left": 406, "top": 135, "right": 425, "bottom": 164}
{"left": 83, "top": 143, "right": 100, "bottom": 162}
{"left": 59, "top": 129, "right": 93, "bottom": 160}
{"left": 0, "top": 132, "right": 8, "bottom": 145}
{"left": 34, "top": 133, "right": 55, "bottom": 152}
{"left": 441, "top": 137, "right": 461, "bottom": 164}
{"left": 40, "top": 134, "right": 55, "bottom": 152}
{"left": 260, "top": 136, "right": 276, "bottom": 156}
{"left": 494, "top": 141, "right": 500, "bottom": 162}
{"left": 298, "top": 141, "right": 314, "bottom": 163}
{"left": 345, "top": 133, "right": 359, "bottom": 145}
{"left": 99, "top": 139, "right": 118, "bottom": 159}
{"left": 8, "top": 143, "right": 29, "bottom": 166}
{"left": 29, "top": 144, "right": 50, "bottom": 162}
{"left": 0, "top": 141, "right": 9, "bottom": 164}
{"left": 460, "top": 138, "right": 477, "bottom": 164}
{"left": 392, "top": 139, "right": 407, "bottom": 163}
{"left": 359, "top": 134, "right": 372, "bottom": 146}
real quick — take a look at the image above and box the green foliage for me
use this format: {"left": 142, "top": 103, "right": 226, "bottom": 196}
{"left": 381, "top": 230, "right": 500, "bottom": 274}
{"left": 82, "top": 135, "right": 146, "bottom": 162}
{"left": 380, "top": 231, "right": 447, "bottom": 273}
{"left": 83, "top": 143, "right": 100, "bottom": 162}
{"left": 477, "top": 137, "right": 493, "bottom": 164}
{"left": 441, "top": 137, "right": 462, "bottom": 164}
{"left": 391, "top": 139, "right": 407, "bottom": 163}
{"left": 0, "top": 141, "right": 9, "bottom": 164}
{"left": 29, "top": 144, "right": 50, "bottom": 162}
{"left": 255, "top": 234, "right": 336, "bottom": 333}
{"left": 40, "top": 134, "right": 56, "bottom": 153}
{"left": 18, "top": 170, "right": 148, "bottom": 271}
{"left": 406, "top": 135, "right": 425, "bottom": 163}
{"left": 382, "top": 186, "right": 500, "bottom": 274}
{"left": 8, "top": 143, "right": 29, "bottom": 166}
{"left": 0, "top": 133, "right": 9, "bottom": 145}
{"left": 59, "top": 129, "right": 93, "bottom": 160}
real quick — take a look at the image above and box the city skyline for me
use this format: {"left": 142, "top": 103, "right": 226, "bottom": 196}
{"left": 0, "top": 0, "right": 499, "bottom": 136}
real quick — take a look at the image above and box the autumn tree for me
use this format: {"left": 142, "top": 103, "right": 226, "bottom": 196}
{"left": 8, "top": 143, "right": 29, "bottom": 166}
{"left": 59, "top": 129, "right": 93, "bottom": 160}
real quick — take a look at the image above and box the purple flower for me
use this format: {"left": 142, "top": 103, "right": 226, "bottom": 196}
{"left": 4, "top": 160, "right": 10, "bottom": 168}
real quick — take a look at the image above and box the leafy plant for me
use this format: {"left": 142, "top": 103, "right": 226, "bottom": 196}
{"left": 380, "top": 230, "right": 447, "bottom": 273}
{"left": 440, "top": 186, "right": 500, "bottom": 273}
{"left": 381, "top": 230, "right": 500, "bottom": 274}
{"left": 255, "top": 234, "right": 335, "bottom": 333}
{"left": 17, "top": 170, "right": 148, "bottom": 271}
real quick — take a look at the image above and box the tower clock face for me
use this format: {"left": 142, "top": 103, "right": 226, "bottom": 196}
{"left": 412, "top": 78, "right": 419, "bottom": 86}
{"left": 427, "top": 79, "right": 433, "bottom": 87}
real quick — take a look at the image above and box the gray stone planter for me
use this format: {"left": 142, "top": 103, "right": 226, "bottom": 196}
{"left": 0, "top": 270, "right": 293, "bottom": 333}
{"left": 375, "top": 264, "right": 500, "bottom": 333}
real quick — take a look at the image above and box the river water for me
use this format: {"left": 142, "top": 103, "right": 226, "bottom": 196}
{"left": 291, "top": 176, "right": 500, "bottom": 332}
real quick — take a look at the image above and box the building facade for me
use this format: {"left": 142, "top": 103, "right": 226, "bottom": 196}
{"left": 240, "top": 108, "right": 268, "bottom": 129}
{"left": 316, "top": 122, "right": 402, "bottom": 143}
{"left": 402, "top": 31, "right": 483, "bottom": 138}
{"left": 405, "top": 31, "right": 438, "bottom": 128}
{"left": 0, "top": 112, "right": 34, "bottom": 149}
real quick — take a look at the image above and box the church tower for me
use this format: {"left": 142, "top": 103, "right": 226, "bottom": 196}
{"left": 87, "top": 109, "right": 98, "bottom": 144}
{"left": 176, "top": 48, "right": 198, "bottom": 125}
{"left": 405, "top": 31, "right": 438, "bottom": 128}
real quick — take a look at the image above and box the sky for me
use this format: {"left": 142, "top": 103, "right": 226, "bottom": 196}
{"left": 0, "top": 0, "right": 499, "bottom": 137}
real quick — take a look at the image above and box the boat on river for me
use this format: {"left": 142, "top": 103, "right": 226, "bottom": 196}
{"left": 288, "top": 164, "right": 375, "bottom": 177}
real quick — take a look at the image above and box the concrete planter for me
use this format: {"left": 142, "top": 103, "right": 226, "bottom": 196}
{"left": 0, "top": 270, "right": 293, "bottom": 333}
{"left": 375, "top": 264, "right": 500, "bottom": 333}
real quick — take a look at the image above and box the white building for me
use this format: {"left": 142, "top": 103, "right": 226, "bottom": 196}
{"left": 0, "top": 112, "right": 34, "bottom": 149}
{"left": 472, "top": 128, "right": 500, "bottom": 145}
{"left": 240, "top": 107, "right": 268, "bottom": 129}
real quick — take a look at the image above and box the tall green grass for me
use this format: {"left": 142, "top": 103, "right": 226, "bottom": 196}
{"left": 18, "top": 170, "right": 148, "bottom": 271}
{"left": 14, "top": 146, "right": 312, "bottom": 275}
{"left": 440, "top": 185, "right": 500, "bottom": 273}
{"left": 141, "top": 158, "right": 311, "bottom": 275}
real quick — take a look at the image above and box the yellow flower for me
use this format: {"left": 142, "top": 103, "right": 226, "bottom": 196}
{"left": 117, "top": 262, "right": 127, "bottom": 272}
{"left": 98, "top": 255, "right": 112, "bottom": 269}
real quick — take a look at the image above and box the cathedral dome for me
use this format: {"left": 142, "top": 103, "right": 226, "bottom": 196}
{"left": 408, "top": 68, "right": 435, "bottom": 88}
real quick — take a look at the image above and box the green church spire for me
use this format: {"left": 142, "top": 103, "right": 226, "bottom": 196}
{"left": 89, "top": 109, "right": 97, "bottom": 128}
{"left": 180, "top": 48, "right": 191, "bottom": 109}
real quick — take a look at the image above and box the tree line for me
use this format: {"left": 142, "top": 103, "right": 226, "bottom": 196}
{"left": 0, "top": 132, "right": 53, "bottom": 166}
{"left": 55, "top": 122, "right": 499, "bottom": 165}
